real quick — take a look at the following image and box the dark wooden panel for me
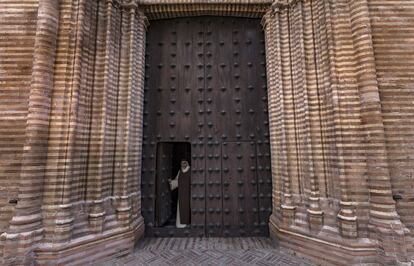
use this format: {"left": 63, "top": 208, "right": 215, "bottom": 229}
{"left": 204, "top": 18, "right": 235, "bottom": 141}
{"left": 142, "top": 17, "right": 271, "bottom": 237}
{"left": 222, "top": 141, "right": 260, "bottom": 236}
{"left": 143, "top": 18, "right": 206, "bottom": 232}
{"left": 205, "top": 143, "right": 222, "bottom": 236}
{"left": 256, "top": 141, "right": 272, "bottom": 234}
{"left": 190, "top": 143, "right": 205, "bottom": 236}
{"left": 141, "top": 141, "right": 156, "bottom": 226}
{"left": 175, "top": 19, "right": 205, "bottom": 140}
{"left": 155, "top": 143, "right": 173, "bottom": 226}
{"left": 142, "top": 20, "right": 169, "bottom": 226}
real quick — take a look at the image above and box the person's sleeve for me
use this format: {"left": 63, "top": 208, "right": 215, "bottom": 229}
{"left": 170, "top": 179, "right": 178, "bottom": 190}
{"left": 169, "top": 170, "right": 180, "bottom": 190}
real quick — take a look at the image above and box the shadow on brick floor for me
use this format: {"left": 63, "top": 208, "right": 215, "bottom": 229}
{"left": 100, "top": 237, "right": 314, "bottom": 266}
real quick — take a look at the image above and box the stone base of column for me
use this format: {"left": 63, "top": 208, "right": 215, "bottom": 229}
{"left": 0, "top": 210, "right": 45, "bottom": 264}
{"left": 281, "top": 204, "right": 296, "bottom": 226}
{"left": 369, "top": 218, "right": 411, "bottom": 264}
{"left": 89, "top": 201, "right": 105, "bottom": 233}
{"left": 338, "top": 214, "right": 358, "bottom": 239}
{"left": 130, "top": 192, "right": 141, "bottom": 219}
{"left": 337, "top": 201, "right": 358, "bottom": 239}
{"left": 307, "top": 209, "right": 324, "bottom": 232}
{"left": 35, "top": 217, "right": 145, "bottom": 265}
{"left": 269, "top": 217, "right": 379, "bottom": 265}
{"left": 116, "top": 196, "right": 132, "bottom": 228}
{"left": 42, "top": 203, "right": 74, "bottom": 243}
{"left": 0, "top": 227, "right": 44, "bottom": 265}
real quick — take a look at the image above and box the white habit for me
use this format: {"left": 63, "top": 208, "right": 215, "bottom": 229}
{"left": 169, "top": 165, "right": 190, "bottom": 228}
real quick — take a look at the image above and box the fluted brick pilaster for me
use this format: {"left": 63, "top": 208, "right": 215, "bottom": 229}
{"left": 0, "top": 0, "right": 413, "bottom": 264}
{"left": 42, "top": 0, "right": 86, "bottom": 244}
{"left": 129, "top": 10, "right": 148, "bottom": 228}
{"left": 349, "top": 0, "right": 410, "bottom": 262}
{"left": 263, "top": 8, "right": 282, "bottom": 225}
{"left": 2, "top": 0, "right": 60, "bottom": 263}
{"left": 280, "top": 4, "right": 297, "bottom": 222}
{"left": 113, "top": 1, "right": 148, "bottom": 229}
{"left": 87, "top": 0, "right": 115, "bottom": 232}
{"left": 328, "top": 0, "right": 361, "bottom": 239}
{"left": 302, "top": 0, "right": 323, "bottom": 231}
{"left": 349, "top": 0, "right": 396, "bottom": 220}
{"left": 112, "top": 3, "right": 135, "bottom": 228}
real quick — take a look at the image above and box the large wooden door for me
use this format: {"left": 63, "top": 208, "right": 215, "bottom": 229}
{"left": 142, "top": 17, "right": 272, "bottom": 237}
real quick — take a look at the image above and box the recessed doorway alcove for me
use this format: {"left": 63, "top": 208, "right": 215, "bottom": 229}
{"left": 3, "top": 0, "right": 411, "bottom": 265}
{"left": 141, "top": 16, "right": 272, "bottom": 237}
{"left": 155, "top": 142, "right": 191, "bottom": 229}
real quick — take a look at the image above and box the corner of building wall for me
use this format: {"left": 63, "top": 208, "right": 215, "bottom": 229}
{"left": 35, "top": 215, "right": 145, "bottom": 265}
{"left": 269, "top": 215, "right": 382, "bottom": 265}
{"left": 0, "top": 0, "right": 60, "bottom": 264}
{"left": 265, "top": 0, "right": 414, "bottom": 264}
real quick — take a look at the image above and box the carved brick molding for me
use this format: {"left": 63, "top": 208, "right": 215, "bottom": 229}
{"left": 1, "top": 0, "right": 147, "bottom": 264}
{"left": 262, "top": 0, "right": 413, "bottom": 264}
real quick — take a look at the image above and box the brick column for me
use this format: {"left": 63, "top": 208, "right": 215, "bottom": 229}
{"left": 1, "top": 0, "right": 60, "bottom": 263}
{"left": 128, "top": 8, "right": 148, "bottom": 231}
{"left": 264, "top": 1, "right": 297, "bottom": 227}
{"left": 348, "top": 0, "right": 410, "bottom": 262}
{"left": 42, "top": 0, "right": 87, "bottom": 244}
{"left": 279, "top": 2, "right": 297, "bottom": 225}
{"left": 113, "top": 2, "right": 134, "bottom": 228}
{"left": 262, "top": 9, "right": 283, "bottom": 226}
{"left": 87, "top": 0, "right": 114, "bottom": 233}
{"left": 302, "top": 0, "right": 324, "bottom": 231}
{"left": 328, "top": 0, "right": 360, "bottom": 239}
{"left": 113, "top": 0, "right": 147, "bottom": 228}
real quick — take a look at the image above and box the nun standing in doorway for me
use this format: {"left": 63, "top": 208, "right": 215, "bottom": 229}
{"left": 168, "top": 160, "right": 191, "bottom": 228}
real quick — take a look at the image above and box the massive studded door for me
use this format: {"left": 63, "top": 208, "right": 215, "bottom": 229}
{"left": 141, "top": 17, "right": 272, "bottom": 237}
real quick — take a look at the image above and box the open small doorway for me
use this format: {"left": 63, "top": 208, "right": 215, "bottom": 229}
{"left": 155, "top": 142, "right": 191, "bottom": 228}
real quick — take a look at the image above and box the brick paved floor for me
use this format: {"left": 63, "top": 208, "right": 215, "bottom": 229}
{"left": 101, "top": 237, "right": 313, "bottom": 266}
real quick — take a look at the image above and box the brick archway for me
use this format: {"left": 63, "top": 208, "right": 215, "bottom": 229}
{"left": 1, "top": 0, "right": 412, "bottom": 265}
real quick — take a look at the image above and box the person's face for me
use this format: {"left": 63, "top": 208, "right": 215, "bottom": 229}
{"left": 181, "top": 160, "right": 188, "bottom": 169}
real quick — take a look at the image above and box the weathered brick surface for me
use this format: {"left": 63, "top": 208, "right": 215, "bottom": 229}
{"left": 0, "top": 0, "right": 413, "bottom": 265}
{"left": 0, "top": 0, "right": 38, "bottom": 243}
{"left": 263, "top": 0, "right": 414, "bottom": 264}
{"left": 1, "top": 0, "right": 146, "bottom": 264}
{"left": 369, "top": 0, "right": 414, "bottom": 246}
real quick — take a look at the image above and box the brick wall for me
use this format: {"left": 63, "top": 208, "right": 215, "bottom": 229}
{"left": 0, "top": 0, "right": 146, "bottom": 264}
{"left": 0, "top": 0, "right": 414, "bottom": 265}
{"left": 0, "top": 0, "right": 38, "bottom": 236}
{"left": 265, "top": 0, "right": 414, "bottom": 264}
{"left": 369, "top": 0, "right": 414, "bottom": 235}
{"left": 39, "top": 0, "right": 146, "bottom": 260}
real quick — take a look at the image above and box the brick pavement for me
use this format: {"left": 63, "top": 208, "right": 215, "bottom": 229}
{"left": 100, "top": 237, "right": 313, "bottom": 266}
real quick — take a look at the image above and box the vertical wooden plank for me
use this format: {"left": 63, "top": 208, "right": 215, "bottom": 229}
{"left": 222, "top": 141, "right": 259, "bottom": 236}
{"left": 155, "top": 143, "right": 172, "bottom": 226}
{"left": 189, "top": 18, "right": 206, "bottom": 237}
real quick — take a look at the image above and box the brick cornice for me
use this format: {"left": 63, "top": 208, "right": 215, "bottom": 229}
{"left": 141, "top": 3, "right": 269, "bottom": 19}
{"left": 270, "top": 0, "right": 303, "bottom": 13}
{"left": 123, "top": 0, "right": 273, "bottom": 19}
{"left": 119, "top": 0, "right": 139, "bottom": 9}
{"left": 136, "top": 0, "right": 272, "bottom": 4}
